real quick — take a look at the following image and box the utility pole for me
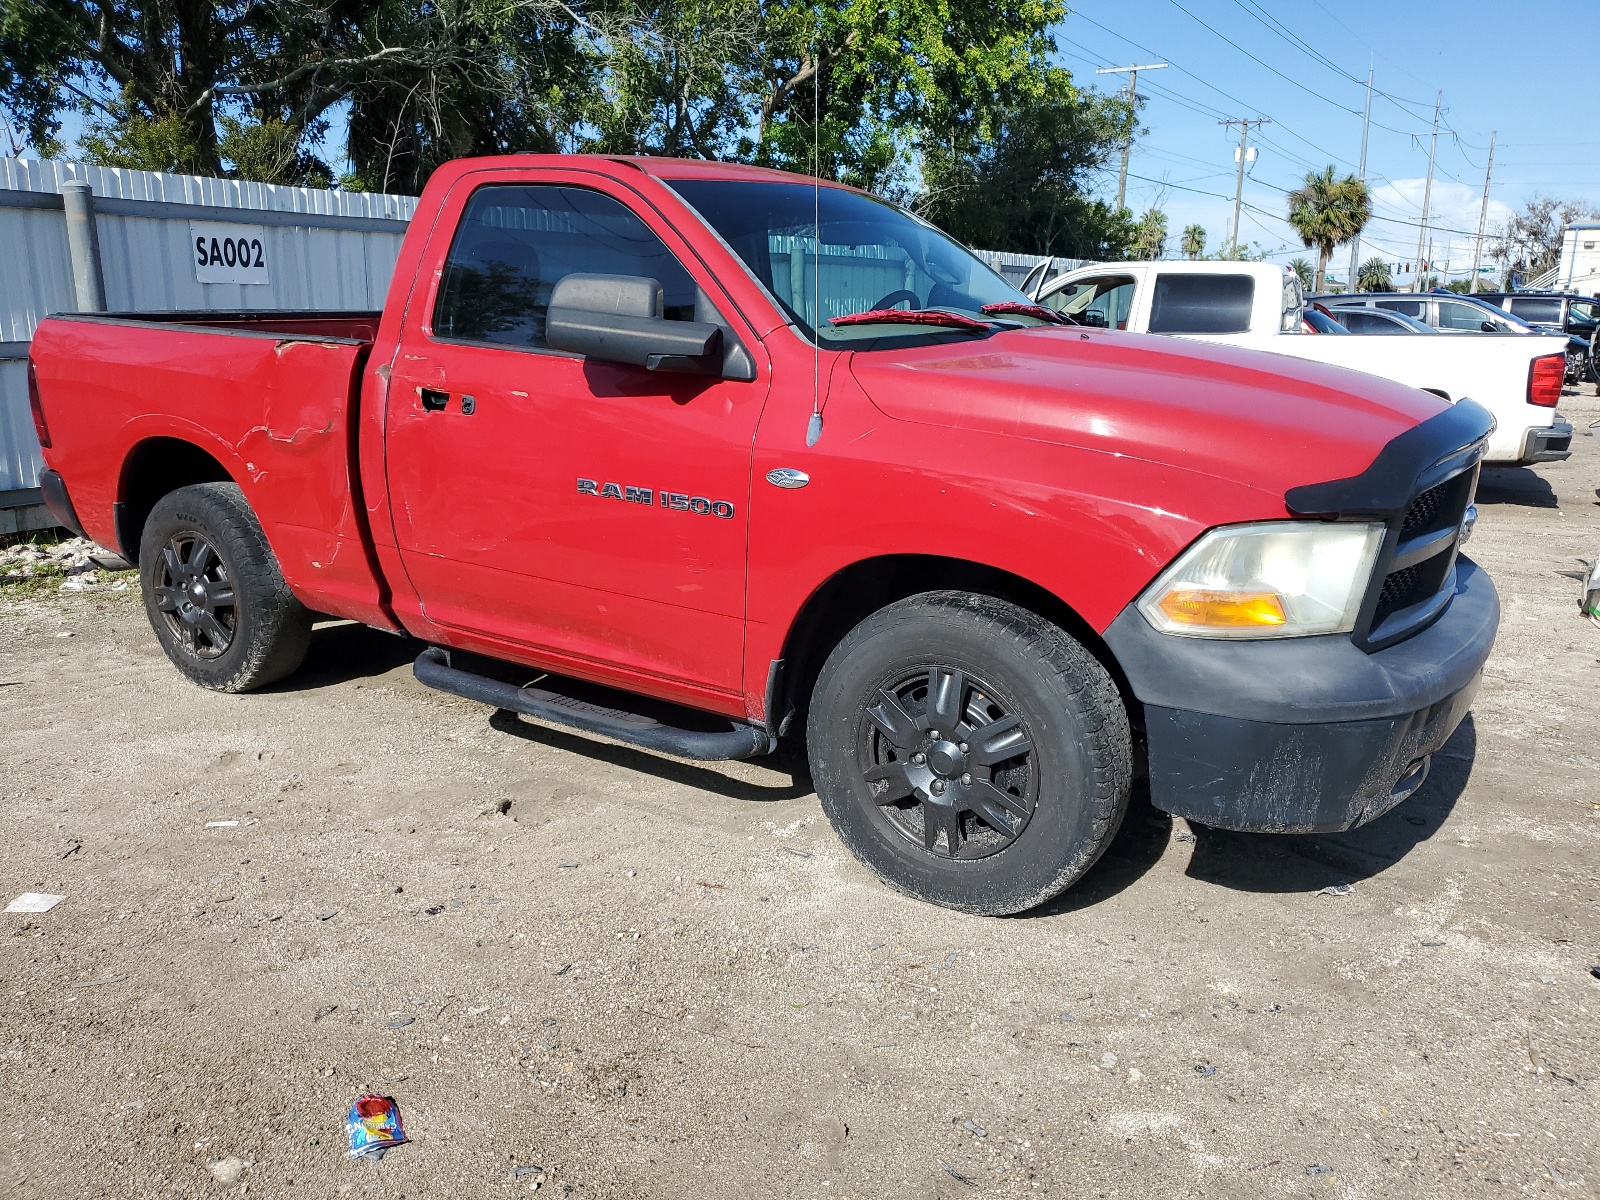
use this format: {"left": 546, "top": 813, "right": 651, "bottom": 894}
{"left": 1413, "top": 91, "right": 1440, "bottom": 293}
{"left": 1098, "top": 62, "right": 1168, "bottom": 213}
{"left": 1347, "top": 67, "right": 1373, "bottom": 290}
{"left": 1469, "top": 130, "right": 1497, "bottom": 294}
{"left": 1220, "top": 117, "right": 1270, "bottom": 255}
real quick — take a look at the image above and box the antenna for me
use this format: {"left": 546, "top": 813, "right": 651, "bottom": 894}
{"left": 806, "top": 19, "right": 824, "bottom": 447}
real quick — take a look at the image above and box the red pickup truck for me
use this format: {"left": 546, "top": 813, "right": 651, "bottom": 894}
{"left": 29, "top": 155, "right": 1498, "bottom": 914}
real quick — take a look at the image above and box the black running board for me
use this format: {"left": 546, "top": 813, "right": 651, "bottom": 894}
{"left": 413, "top": 647, "right": 776, "bottom": 761}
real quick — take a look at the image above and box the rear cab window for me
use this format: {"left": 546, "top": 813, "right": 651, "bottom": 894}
{"left": 1148, "top": 273, "right": 1255, "bottom": 334}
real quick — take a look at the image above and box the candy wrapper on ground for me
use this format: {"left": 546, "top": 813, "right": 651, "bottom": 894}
{"left": 346, "top": 1094, "right": 408, "bottom": 1158}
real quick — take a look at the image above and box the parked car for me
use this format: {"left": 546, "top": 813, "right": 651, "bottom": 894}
{"left": 1322, "top": 306, "right": 1437, "bottom": 335}
{"left": 1317, "top": 291, "right": 1591, "bottom": 383}
{"left": 30, "top": 155, "right": 1501, "bottom": 915}
{"left": 1037, "top": 262, "right": 1572, "bottom": 464}
{"left": 1471, "top": 291, "right": 1600, "bottom": 342}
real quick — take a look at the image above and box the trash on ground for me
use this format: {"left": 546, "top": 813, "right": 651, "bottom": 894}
{"left": 346, "top": 1094, "right": 408, "bottom": 1158}
{"left": 1317, "top": 883, "right": 1354, "bottom": 897}
{"left": 1305, "top": 1163, "right": 1333, "bottom": 1176}
{"left": 387, "top": 1016, "right": 415, "bottom": 1029}
{"left": 60, "top": 841, "right": 81, "bottom": 859}
{"left": 1589, "top": 965, "right": 1600, "bottom": 981}
{"left": 938, "top": 1160, "right": 979, "bottom": 1188}
{"left": 1539, "top": 974, "right": 1556, "bottom": 984}
{"left": 1194, "top": 1064, "right": 1218, "bottom": 1077}
{"left": 511, "top": 1164, "right": 544, "bottom": 1179}
{"left": 208, "top": 1156, "right": 252, "bottom": 1184}
{"left": 204, "top": 820, "right": 240, "bottom": 829}
{"left": 782, "top": 846, "right": 813, "bottom": 858}
{"left": 316, "top": 908, "right": 339, "bottom": 921}
{"left": 956, "top": 1117, "right": 987, "bottom": 1138}
{"left": 558, "top": 861, "right": 579, "bottom": 869}
{"left": 6, "top": 892, "right": 65, "bottom": 914}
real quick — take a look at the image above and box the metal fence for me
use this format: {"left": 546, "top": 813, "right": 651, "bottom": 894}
{"left": 0, "top": 157, "right": 417, "bottom": 532}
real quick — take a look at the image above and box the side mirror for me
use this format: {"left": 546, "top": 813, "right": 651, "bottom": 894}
{"left": 1480, "top": 320, "right": 1496, "bottom": 332}
{"left": 546, "top": 273, "right": 723, "bottom": 374}
{"left": 1082, "top": 309, "right": 1109, "bottom": 328}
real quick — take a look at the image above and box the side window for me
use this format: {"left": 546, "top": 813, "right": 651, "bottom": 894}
{"left": 1438, "top": 300, "right": 1490, "bottom": 331}
{"left": 1043, "top": 275, "right": 1136, "bottom": 328}
{"left": 1375, "top": 298, "right": 1426, "bottom": 319}
{"left": 432, "top": 185, "right": 699, "bottom": 349}
{"left": 1148, "top": 273, "right": 1254, "bottom": 334}
{"left": 1508, "top": 297, "right": 1561, "bottom": 323}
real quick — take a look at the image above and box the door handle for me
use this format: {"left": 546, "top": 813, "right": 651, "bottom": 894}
{"left": 420, "top": 387, "right": 449, "bottom": 412}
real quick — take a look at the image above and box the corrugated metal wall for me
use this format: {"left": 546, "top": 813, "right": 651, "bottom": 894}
{"left": 0, "top": 158, "right": 418, "bottom": 515}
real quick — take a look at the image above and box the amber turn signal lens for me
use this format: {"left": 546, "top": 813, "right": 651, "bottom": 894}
{"left": 1156, "top": 589, "right": 1287, "bottom": 628}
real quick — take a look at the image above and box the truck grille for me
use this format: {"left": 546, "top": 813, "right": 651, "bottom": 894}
{"left": 1362, "top": 461, "right": 1478, "bottom": 647}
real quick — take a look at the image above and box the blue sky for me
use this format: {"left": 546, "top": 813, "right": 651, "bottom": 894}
{"left": 1059, "top": 0, "right": 1600, "bottom": 283}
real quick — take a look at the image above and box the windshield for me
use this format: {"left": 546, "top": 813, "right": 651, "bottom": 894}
{"left": 665, "top": 179, "right": 1038, "bottom": 344}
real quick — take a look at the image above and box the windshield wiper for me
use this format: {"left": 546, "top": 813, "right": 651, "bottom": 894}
{"left": 979, "top": 301, "right": 1073, "bottom": 325}
{"left": 829, "top": 309, "right": 990, "bottom": 333}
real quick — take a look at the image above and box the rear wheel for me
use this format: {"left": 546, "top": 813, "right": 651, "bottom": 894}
{"left": 807, "top": 591, "right": 1131, "bottom": 915}
{"left": 139, "top": 483, "right": 311, "bottom": 692}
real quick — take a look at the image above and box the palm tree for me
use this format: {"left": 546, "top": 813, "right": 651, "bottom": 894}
{"left": 1180, "top": 224, "right": 1206, "bottom": 259}
{"left": 1134, "top": 207, "right": 1168, "bottom": 260}
{"left": 1288, "top": 257, "right": 1314, "bottom": 292}
{"left": 1286, "top": 166, "right": 1372, "bottom": 293}
{"left": 1357, "top": 256, "right": 1392, "bottom": 292}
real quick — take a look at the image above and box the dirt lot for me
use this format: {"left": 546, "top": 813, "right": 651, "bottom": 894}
{"left": 2, "top": 393, "right": 1598, "bottom": 1200}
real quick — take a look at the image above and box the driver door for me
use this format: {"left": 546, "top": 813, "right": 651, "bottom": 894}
{"left": 383, "top": 173, "right": 770, "bottom": 704}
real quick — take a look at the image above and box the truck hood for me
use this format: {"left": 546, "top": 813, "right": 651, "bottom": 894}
{"left": 848, "top": 326, "right": 1449, "bottom": 500}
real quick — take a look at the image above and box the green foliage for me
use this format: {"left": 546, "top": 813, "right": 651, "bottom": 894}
{"left": 1288, "top": 257, "right": 1314, "bottom": 291}
{"left": 78, "top": 90, "right": 205, "bottom": 174}
{"left": 1180, "top": 224, "right": 1206, "bottom": 259}
{"left": 3, "top": 0, "right": 1127, "bottom": 243}
{"left": 920, "top": 88, "right": 1134, "bottom": 260}
{"left": 1132, "top": 207, "right": 1167, "bottom": 260}
{"left": 1356, "top": 256, "right": 1392, "bottom": 292}
{"left": 1286, "top": 165, "right": 1371, "bottom": 293}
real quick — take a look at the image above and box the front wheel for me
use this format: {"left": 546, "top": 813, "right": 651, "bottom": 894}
{"left": 139, "top": 483, "right": 312, "bottom": 692}
{"left": 806, "top": 592, "right": 1132, "bottom": 915}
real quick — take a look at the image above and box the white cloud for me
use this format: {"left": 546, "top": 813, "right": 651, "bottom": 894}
{"left": 1361, "top": 178, "right": 1514, "bottom": 272}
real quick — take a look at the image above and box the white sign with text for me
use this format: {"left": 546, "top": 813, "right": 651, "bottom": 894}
{"left": 190, "top": 221, "right": 271, "bottom": 285}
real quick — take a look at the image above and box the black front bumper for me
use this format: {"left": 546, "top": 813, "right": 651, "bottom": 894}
{"left": 1103, "top": 556, "right": 1499, "bottom": 834}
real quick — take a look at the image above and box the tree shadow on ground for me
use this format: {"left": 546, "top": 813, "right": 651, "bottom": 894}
{"left": 487, "top": 709, "right": 813, "bottom": 804}
{"left": 1182, "top": 715, "right": 1476, "bottom": 893}
{"left": 265, "top": 619, "right": 420, "bottom": 691}
{"left": 1477, "top": 466, "right": 1558, "bottom": 509}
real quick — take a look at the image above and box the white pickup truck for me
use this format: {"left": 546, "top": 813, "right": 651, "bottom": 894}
{"left": 1033, "top": 260, "right": 1573, "bottom": 465}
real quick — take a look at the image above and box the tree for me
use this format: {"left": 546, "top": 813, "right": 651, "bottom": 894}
{"left": 1489, "top": 195, "right": 1600, "bottom": 284}
{"left": 920, "top": 90, "right": 1134, "bottom": 260}
{"left": 1132, "top": 207, "right": 1167, "bottom": 260}
{"left": 1285, "top": 165, "right": 1371, "bottom": 294}
{"left": 1180, "top": 224, "right": 1206, "bottom": 259}
{"left": 1356, "top": 256, "right": 1392, "bottom": 292}
{"left": 0, "top": 0, "right": 594, "bottom": 187}
{"left": 1288, "top": 257, "right": 1314, "bottom": 291}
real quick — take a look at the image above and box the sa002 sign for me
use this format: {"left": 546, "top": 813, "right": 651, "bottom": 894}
{"left": 190, "top": 221, "right": 270, "bottom": 285}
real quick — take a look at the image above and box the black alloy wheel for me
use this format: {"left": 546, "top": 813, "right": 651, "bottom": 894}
{"left": 152, "top": 532, "right": 236, "bottom": 659}
{"left": 860, "top": 665, "right": 1038, "bottom": 859}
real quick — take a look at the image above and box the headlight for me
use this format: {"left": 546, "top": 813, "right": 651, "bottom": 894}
{"left": 1138, "top": 521, "right": 1384, "bottom": 638}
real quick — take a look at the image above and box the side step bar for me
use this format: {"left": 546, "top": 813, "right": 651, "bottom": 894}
{"left": 413, "top": 647, "right": 776, "bottom": 762}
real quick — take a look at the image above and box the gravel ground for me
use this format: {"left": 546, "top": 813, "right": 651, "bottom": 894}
{"left": 2, "top": 393, "right": 1597, "bottom": 1200}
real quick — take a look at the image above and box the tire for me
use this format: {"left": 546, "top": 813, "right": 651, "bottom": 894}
{"left": 139, "top": 483, "right": 312, "bottom": 692}
{"left": 806, "top": 591, "right": 1131, "bottom": 915}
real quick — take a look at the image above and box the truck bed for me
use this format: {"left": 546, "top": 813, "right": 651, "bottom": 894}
{"left": 29, "top": 311, "right": 390, "bottom": 626}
